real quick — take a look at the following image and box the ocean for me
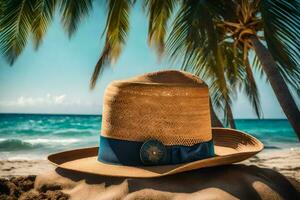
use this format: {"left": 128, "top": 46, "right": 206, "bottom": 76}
{"left": 0, "top": 114, "right": 299, "bottom": 160}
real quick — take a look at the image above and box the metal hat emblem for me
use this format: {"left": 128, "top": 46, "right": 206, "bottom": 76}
{"left": 140, "top": 139, "right": 167, "bottom": 165}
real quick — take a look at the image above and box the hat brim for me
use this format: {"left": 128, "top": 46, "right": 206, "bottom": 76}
{"left": 48, "top": 128, "right": 263, "bottom": 178}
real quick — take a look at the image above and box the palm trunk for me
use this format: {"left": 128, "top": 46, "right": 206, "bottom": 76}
{"left": 226, "top": 103, "right": 236, "bottom": 129}
{"left": 209, "top": 100, "right": 224, "bottom": 127}
{"left": 249, "top": 35, "right": 300, "bottom": 141}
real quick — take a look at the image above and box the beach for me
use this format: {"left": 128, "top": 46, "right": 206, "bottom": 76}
{"left": 1, "top": 148, "right": 300, "bottom": 200}
{"left": 1, "top": 0, "right": 300, "bottom": 198}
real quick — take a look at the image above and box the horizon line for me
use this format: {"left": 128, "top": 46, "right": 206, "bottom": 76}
{"left": 0, "top": 112, "right": 287, "bottom": 120}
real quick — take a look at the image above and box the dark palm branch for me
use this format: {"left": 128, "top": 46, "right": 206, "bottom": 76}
{"left": 260, "top": 0, "right": 300, "bottom": 95}
{"left": 59, "top": 0, "right": 93, "bottom": 38}
{"left": 0, "top": 0, "right": 4, "bottom": 26}
{"left": 244, "top": 57, "right": 262, "bottom": 118}
{"left": 90, "top": 0, "right": 132, "bottom": 88}
{"left": 144, "top": 0, "right": 176, "bottom": 55}
{"left": 32, "top": 0, "right": 56, "bottom": 49}
{"left": 223, "top": 41, "right": 262, "bottom": 118}
{"left": 166, "top": 0, "right": 238, "bottom": 126}
{"left": 0, "top": 0, "right": 36, "bottom": 64}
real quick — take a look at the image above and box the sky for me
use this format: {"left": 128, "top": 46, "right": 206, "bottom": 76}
{"left": 0, "top": 2, "right": 297, "bottom": 119}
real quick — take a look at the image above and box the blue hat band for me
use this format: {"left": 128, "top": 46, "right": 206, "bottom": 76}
{"left": 98, "top": 135, "right": 215, "bottom": 166}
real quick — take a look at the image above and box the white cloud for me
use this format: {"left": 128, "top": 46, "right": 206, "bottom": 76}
{"left": 53, "top": 94, "right": 66, "bottom": 104}
{"left": 0, "top": 93, "right": 102, "bottom": 114}
{"left": 1, "top": 94, "right": 68, "bottom": 107}
{"left": 15, "top": 96, "right": 45, "bottom": 106}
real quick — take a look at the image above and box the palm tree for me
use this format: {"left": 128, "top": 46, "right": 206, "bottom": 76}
{"left": 187, "top": 0, "right": 300, "bottom": 139}
{"left": 0, "top": 0, "right": 299, "bottom": 139}
{"left": 143, "top": 0, "right": 300, "bottom": 138}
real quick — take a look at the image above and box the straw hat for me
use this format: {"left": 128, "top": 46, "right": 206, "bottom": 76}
{"left": 48, "top": 70, "right": 263, "bottom": 178}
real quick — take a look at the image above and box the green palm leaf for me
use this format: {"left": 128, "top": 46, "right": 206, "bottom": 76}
{"left": 206, "top": 0, "right": 237, "bottom": 21}
{"left": 144, "top": 0, "right": 176, "bottom": 55}
{"left": 0, "top": 0, "right": 4, "bottom": 25}
{"left": 90, "top": 0, "right": 132, "bottom": 88}
{"left": 166, "top": 0, "right": 235, "bottom": 126}
{"left": 222, "top": 42, "right": 262, "bottom": 118}
{"left": 0, "top": 0, "right": 36, "bottom": 64}
{"left": 251, "top": 54, "right": 264, "bottom": 79}
{"left": 210, "top": 76, "right": 235, "bottom": 127}
{"left": 59, "top": 0, "right": 93, "bottom": 37}
{"left": 32, "top": 0, "right": 56, "bottom": 49}
{"left": 243, "top": 58, "right": 263, "bottom": 118}
{"left": 260, "top": 0, "right": 300, "bottom": 95}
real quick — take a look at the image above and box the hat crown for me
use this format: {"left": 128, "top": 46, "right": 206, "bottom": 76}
{"left": 101, "top": 70, "right": 212, "bottom": 146}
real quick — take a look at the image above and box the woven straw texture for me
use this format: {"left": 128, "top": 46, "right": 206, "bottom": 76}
{"left": 101, "top": 70, "right": 212, "bottom": 146}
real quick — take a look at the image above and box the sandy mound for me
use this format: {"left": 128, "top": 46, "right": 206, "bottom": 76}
{"left": 32, "top": 164, "right": 300, "bottom": 200}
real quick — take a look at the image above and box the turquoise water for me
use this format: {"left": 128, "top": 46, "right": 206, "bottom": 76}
{"left": 0, "top": 114, "right": 299, "bottom": 160}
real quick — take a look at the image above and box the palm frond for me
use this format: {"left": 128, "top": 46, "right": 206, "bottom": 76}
{"left": 90, "top": 0, "right": 132, "bottom": 88}
{"left": 90, "top": 43, "right": 111, "bottom": 88}
{"left": 222, "top": 40, "right": 263, "bottom": 119}
{"left": 206, "top": 0, "right": 238, "bottom": 21}
{"left": 0, "top": 0, "right": 35, "bottom": 64}
{"left": 243, "top": 57, "right": 263, "bottom": 118}
{"left": 224, "top": 42, "right": 263, "bottom": 118}
{"left": 166, "top": 0, "right": 236, "bottom": 126}
{"left": 251, "top": 53, "right": 264, "bottom": 78}
{"left": 0, "top": 0, "right": 4, "bottom": 25}
{"left": 210, "top": 78, "right": 236, "bottom": 128}
{"left": 222, "top": 42, "right": 243, "bottom": 86}
{"left": 166, "top": 0, "right": 208, "bottom": 62}
{"left": 31, "top": 0, "right": 56, "bottom": 49}
{"left": 144, "top": 0, "right": 176, "bottom": 55}
{"left": 59, "top": 0, "right": 92, "bottom": 37}
{"left": 260, "top": 0, "right": 300, "bottom": 95}
{"left": 0, "top": 0, "right": 4, "bottom": 33}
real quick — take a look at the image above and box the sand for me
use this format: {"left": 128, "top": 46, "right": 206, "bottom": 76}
{"left": 243, "top": 148, "right": 300, "bottom": 181}
{"left": 0, "top": 160, "right": 54, "bottom": 178}
{"left": 1, "top": 148, "right": 299, "bottom": 199}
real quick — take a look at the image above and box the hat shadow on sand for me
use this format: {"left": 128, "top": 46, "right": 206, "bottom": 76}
{"left": 53, "top": 164, "right": 299, "bottom": 200}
